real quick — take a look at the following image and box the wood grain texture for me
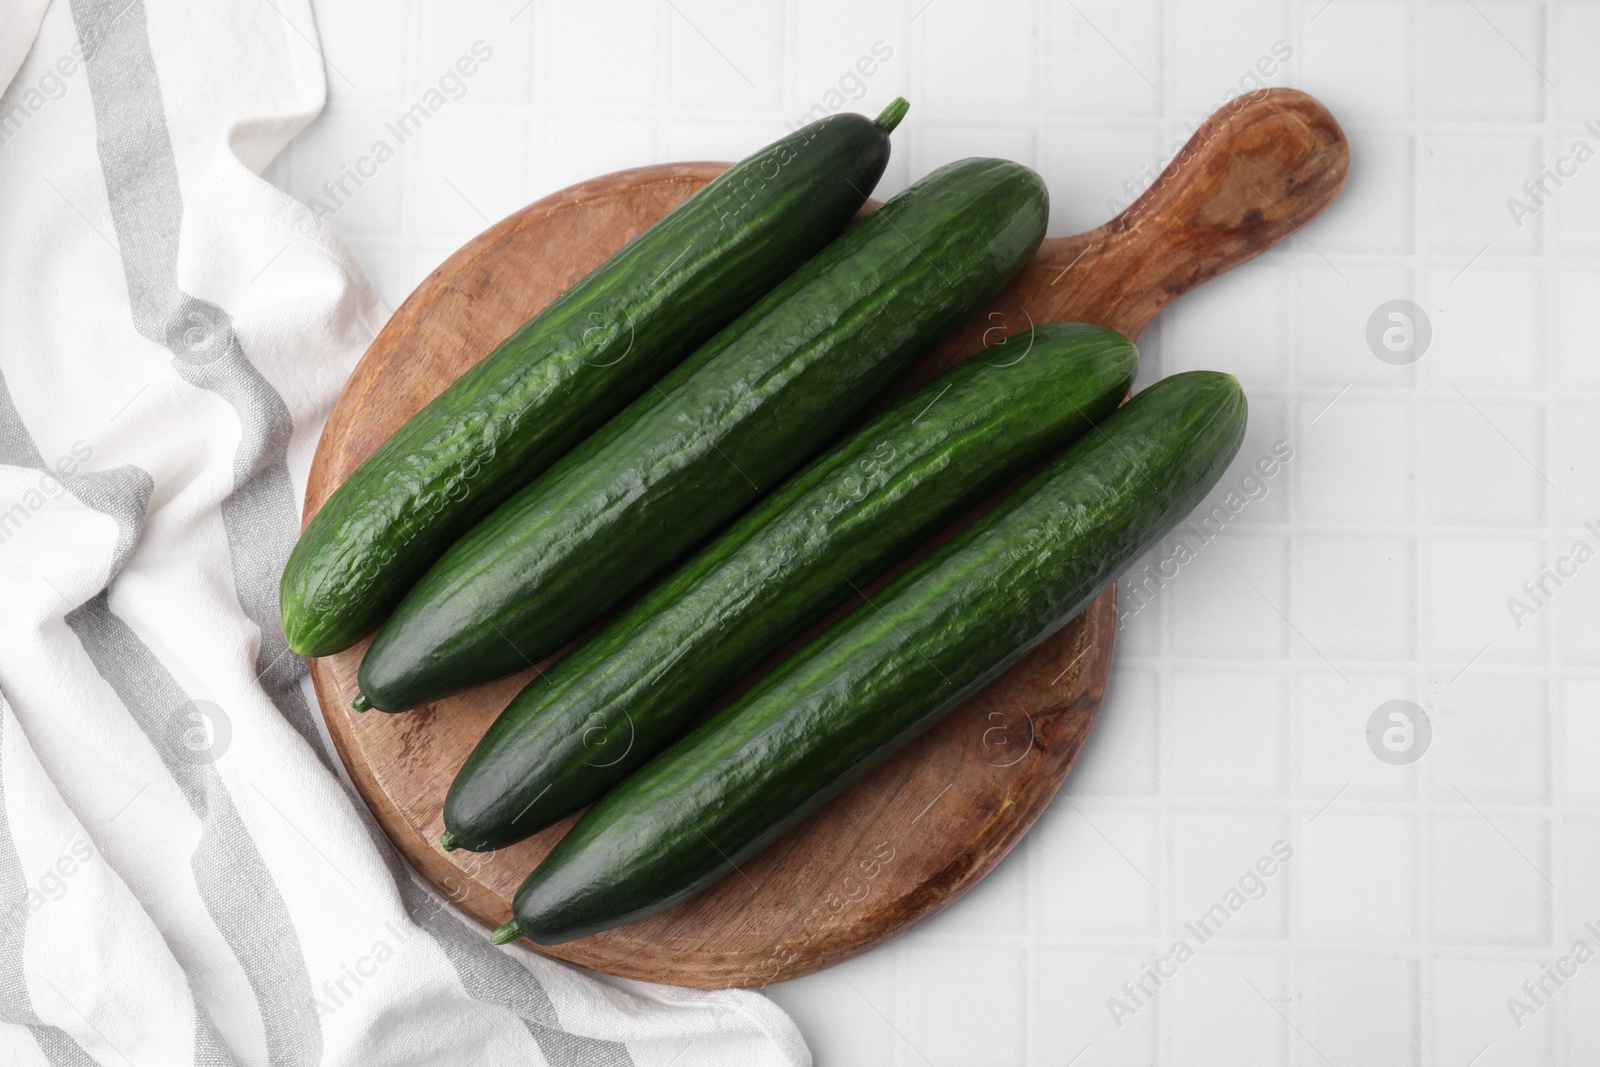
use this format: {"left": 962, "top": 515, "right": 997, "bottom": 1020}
{"left": 304, "top": 88, "right": 1347, "bottom": 988}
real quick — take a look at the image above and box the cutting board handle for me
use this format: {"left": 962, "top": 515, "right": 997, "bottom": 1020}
{"left": 1032, "top": 87, "right": 1349, "bottom": 340}
{"left": 899, "top": 87, "right": 1349, "bottom": 388}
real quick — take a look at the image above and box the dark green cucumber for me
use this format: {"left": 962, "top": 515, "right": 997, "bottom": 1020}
{"left": 356, "top": 157, "right": 1051, "bottom": 711}
{"left": 279, "top": 103, "right": 907, "bottom": 658}
{"left": 492, "top": 371, "right": 1247, "bottom": 945}
{"left": 441, "top": 324, "right": 1137, "bottom": 851}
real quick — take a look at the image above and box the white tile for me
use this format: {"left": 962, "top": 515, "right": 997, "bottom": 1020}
{"left": 915, "top": 0, "right": 1038, "bottom": 115}
{"left": 664, "top": 117, "right": 784, "bottom": 163}
{"left": 420, "top": 14, "right": 530, "bottom": 107}
{"left": 1294, "top": 534, "right": 1415, "bottom": 662}
{"left": 1554, "top": 3, "right": 1600, "bottom": 119}
{"left": 1169, "top": 669, "right": 1286, "bottom": 798}
{"left": 1166, "top": 533, "right": 1291, "bottom": 659}
{"left": 1033, "top": 947, "right": 1157, "bottom": 1065}
{"left": 901, "top": 945, "right": 1027, "bottom": 1065}
{"left": 1424, "top": 400, "right": 1547, "bottom": 528}
{"left": 1159, "top": 262, "right": 1289, "bottom": 390}
{"left": 1432, "top": 958, "right": 1553, "bottom": 1067}
{"left": 1561, "top": 684, "right": 1600, "bottom": 807}
{"left": 1295, "top": 671, "right": 1422, "bottom": 804}
{"left": 1040, "top": 124, "right": 1166, "bottom": 237}
{"left": 1033, "top": 804, "right": 1159, "bottom": 939}
{"left": 1071, "top": 665, "right": 1160, "bottom": 797}
{"left": 1296, "top": 398, "right": 1416, "bottom": 527}
{"left": 1426, "top": 536, "right": 1548, "bottom": 665}
{"left": 763, "top": 947, "right": 900, "bottom": 1067}
{"left": 1552, "top": 124, "right": 1600, "bottom": 256}
{"left": 1313, "top": 131, "right": 1414, "bottom": 255}
{"left": 1430, "top": 814, "right": 1551, "bottom": 946}
{"left": 1170, "top": 811, "right": 1292, "bottom": 941}
{"left": 1555, "top": 552, "right": 1600, "bottom": 667}
{"left": 1114, "top": 557, "right": 1165, "bottom": 659}
{"left": 1294, "top": 262, "right": 1422, "bottom": 388}
{"left": 1300, "top": 1, "right": 1414, "bottom": 123}
{"left": 1044, "top": 0, "right": 1162, "bottom": 118}
{"left": 923, "top": 831, "right": 1030, "bottom": 939}
{"left": 1297, "top": 956, "right": 1420, "bottom": 1067}
{"left": 286, "top": 111, "right": 405, "bottom": 236}
{"left": 1562, "top": 815, "right": 1600, "bottom": 935}
{"left": 1165, "top": 953, "right": 1287, "bottom": 1067}
{"left": 312, "top": 2, "right": 410, "bottom": 100}
{"left": 541, "top": 0, "right": 659, "bottom": 108}
{"left": 1568, "top": 930, "right": 1600, "bottom": 1067}
{"left": 1424, "top": 134, "right": 1543, "bottom": 256}
{"left": 789, "top": 20, "right": 903, "bottom": 131}
{"left": 1298, "top": 812, "right": 1417, "bottom": 943}
{"left": 351, "top": 240, "right": 411, "bottom": 311}
{"left": 1222, "top": 417, "right": 1294, "bottom": 527}
{"left": 413, "top": 112, "right": 530, "bottom": 239}
{"left": 667, "top": 0, "right": 784, "bottom": 110}
{"left": 539, "top": 118, "right": 658, "bottom": 198}
{"left": 1425, "top": 266, "right": 1542, "bottom": 390}
{"left": 1554, "top": 269, "right": 1600, "bottom": 389}
{"left": 1428, "top": 676, "right": 1550, "bottom": 806}
{"left": 1426, "top": 2, "right": 1547, "bottom": 122}
{"left": 1171, "top": 1, "right": 1290, "bottom": 117}
{"left": 1170, "top": 401, "right": 1291, "bottom": 534}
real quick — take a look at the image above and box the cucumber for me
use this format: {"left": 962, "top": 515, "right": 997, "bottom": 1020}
{"left": 491, "top": 371, "right": 1247, "bottom": 946}
{"left": 355, "top": 157, "right": 1052, "bottom": 711}
{"left": 441, "top": 324, "right": 1137, "bottom": 851}
{"left": 280, "top": 102, "right": 908, "bottom": 658}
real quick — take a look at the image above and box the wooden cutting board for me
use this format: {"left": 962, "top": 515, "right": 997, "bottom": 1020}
{"left": 305, "top": 88, "right": 1347, "bottom": 989}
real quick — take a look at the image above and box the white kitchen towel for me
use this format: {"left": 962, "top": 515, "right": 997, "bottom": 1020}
{"left": 0, "top": 0, "right": 49, "bottom": 94}
{"left": 0, "top": 1, "right": 810, "bottom": 1065}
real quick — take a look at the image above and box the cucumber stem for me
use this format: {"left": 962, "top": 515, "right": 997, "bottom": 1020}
{"left": 351, "top": 692, "right": 371, "bottom": 712}
{"left": 874, "top": 97, "right": 909, "bottom": 133}
{"left": 440, "top": 830, "right": 459, "bottom": 852}
{"left": 490, "top": 921, "right": 521, "bottom": 946}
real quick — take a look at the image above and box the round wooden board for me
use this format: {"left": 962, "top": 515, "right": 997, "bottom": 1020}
{"left": 306, "top": 89, "right": 1348, "bottom": 988}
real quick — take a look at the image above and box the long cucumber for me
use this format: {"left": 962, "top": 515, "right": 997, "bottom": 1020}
{"left": 356, "top": 157, "right": 1051, "bottom": 711}
{"left": 493, "top": 371, "right": 1248, "bottom": 945}
{"left": 441, "top": 323, "right": 1138, "bottom": 851}
{"left": 280, "top": 102, "right": 906, "bottom": 657}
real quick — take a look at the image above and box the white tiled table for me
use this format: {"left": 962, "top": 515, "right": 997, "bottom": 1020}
{"left": 270, "top": 2, "right": 1600, "bottom": 1063}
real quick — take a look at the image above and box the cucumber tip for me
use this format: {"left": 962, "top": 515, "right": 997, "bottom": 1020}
{"left": 351, "top": 693, "right": 372, "bottom": 713}
{"left": 490, "top": 922, "right": 521, "bottom": 946}
{"left": 875, "top": 97, "right": 910, "bottom": 133}
{"left": 440, "top": 831, "right": 458, "bottom": 852}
